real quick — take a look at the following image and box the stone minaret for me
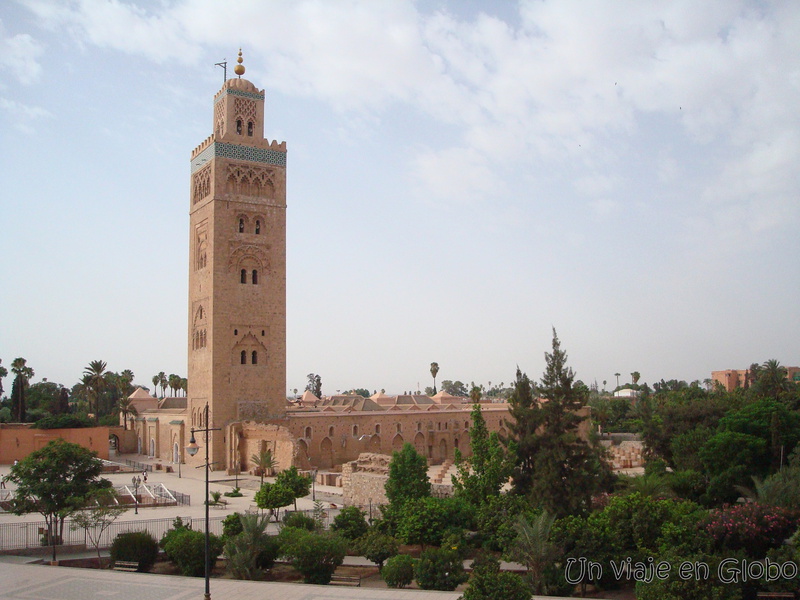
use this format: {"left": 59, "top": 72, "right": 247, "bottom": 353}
{"left": 187, "top": 50, "right": 287, "bottom": 469}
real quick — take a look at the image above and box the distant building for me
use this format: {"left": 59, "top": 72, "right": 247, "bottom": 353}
{"left": 712, "top": 367, "right": 800, "bottom": 392}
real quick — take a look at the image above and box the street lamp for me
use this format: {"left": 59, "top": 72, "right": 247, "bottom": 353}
{"left": 186, "top": 402, "right": 221, "bottom": 600}
{"left": 131, "top": 475, "right": 141, "bottom": 515}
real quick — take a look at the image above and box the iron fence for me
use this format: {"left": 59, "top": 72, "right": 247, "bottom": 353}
{"left": 0, "top": 515, "right": 225, "bottom": 553}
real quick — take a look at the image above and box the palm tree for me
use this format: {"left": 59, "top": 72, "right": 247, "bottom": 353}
{"left": 0, "top": 359, "right": 8, "bottom": 397}
{"left": 757, "top": 359, "right": 791, "bottom": 399}
{"left": 151, "top": 374, "right": 160, "bottom": 397}
{"left": 118, "top": 396, "right": 138, "bottom": 430}
{"left": 251, "top": 448, "right": 276, "bottom": 484}
{"left": 508, "top": 511, "right": 560, "bottom": 595}
{"left": 430, "top": 362, "right": 439, "bottom": 395}
{"left": 180, "top": 378, "right": 188, "bottom": 397}
{"left": 83, "top": 360, "right": 107, "bottom": 424}
{"left": 631, "top": 371, "right": 641, "bottom": 385}
{"left": 168, "top": 374, "right": 181, "bottom": 397}
{"left": 158, "top": 372, "right": 167, "bottom": 398}
{"left": 10, "top": 357, "right": 34, "bottom": 422}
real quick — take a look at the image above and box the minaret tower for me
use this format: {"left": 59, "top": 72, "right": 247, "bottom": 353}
{"left": 187, "top": 50, "right": 287, "bottom": 469}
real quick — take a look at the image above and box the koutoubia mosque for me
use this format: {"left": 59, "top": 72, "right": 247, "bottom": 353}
{"left": 131, "top": 52, "right": 510, "bottom": 477}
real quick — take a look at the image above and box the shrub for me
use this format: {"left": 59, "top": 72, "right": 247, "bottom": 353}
{"left": 462, "top": 569, "right": 531, "bottom": 600}
{"left": 279, "top": 528, "right": 347, "bottom": 584}
{"left": 224, "top": 487, "right": 244, "bottom": 497}
{"left": 358, "top": 529, "right": 399, "bottom": 568}
{"left": 33, "top": 414, "right": 93, "bottom": 429}
{"left": 703, "top": 502, "right": 797, "bottom": 559}
{"left": 163, "top": 529, "right": 224, "bottom": 577}
{"left": 415, "top": 546, "right": 468, "bottom": 590}
{"left": 110, "top": 531, "right": 159, "bottom": 572}
{"left": 330, "top": 505, "right": 369, "bottom": 540}
{"left": 282, "top": 511, "right": 318, "bottom": 531}
{"left": 224, "top": 513, "right": 279, "bottom": 580}
{"left": 382, "top": 553, "right": 415, "bottom": 588}
{"left": 159, "top": 516, "right": 191, "bottom": 550}
{"left": 222, "top": 513, "right": 244, "bottom": 539}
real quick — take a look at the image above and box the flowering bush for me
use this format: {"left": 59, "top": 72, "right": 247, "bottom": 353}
{"left": 703, "top": 502, "right": 797, "bottom": 558}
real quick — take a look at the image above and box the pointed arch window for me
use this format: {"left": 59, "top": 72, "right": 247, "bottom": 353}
{"left": 255, "top": 220, "right": 261, "bottom": 234}
{"left": 240, "top": 350, "right": 247, "bottom": 365}
{"left": 252, "top": 269, "right": 258, "bottom": 285}
{"left": 251, "top": 350, "right": 258, "bottom": 365}
{"left": 247, "top": 121, "right": 254, "bottom": 136}
{"left": 236, "top": 119, "right": 242, "bottom": 135}
{"left": 240, "top": 269, "right": 247, "bottom": 284}
{"left": 238, "top": 218, "right": 244, "bottom": 233}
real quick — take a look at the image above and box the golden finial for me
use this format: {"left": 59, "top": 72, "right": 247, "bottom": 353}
{"left": 234, "top": 48, "right": 245, "bottom": 77}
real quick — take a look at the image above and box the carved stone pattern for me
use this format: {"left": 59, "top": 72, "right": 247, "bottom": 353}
{"left": 194, "top": 221, "right": 208, "bottom": 270}
{"left": 214, "top": 100, "right": 225, "bottom": 137}
{"left": 227, "top": 244, "right": 269, "bottom": 272}
{"left": 234, "top": 97, "right": 257, "bottom": 125}
{"left": 192, "top": 163, "right": 211, "bottom": 205}
{"left": 225, "top": 163, "right": 276, "bottom": 198}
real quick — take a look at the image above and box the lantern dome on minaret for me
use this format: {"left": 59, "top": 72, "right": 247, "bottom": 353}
{"left": 234, "top": 48, "right": 245, "bottom": 77}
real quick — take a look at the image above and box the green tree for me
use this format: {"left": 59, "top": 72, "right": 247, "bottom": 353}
{"left": 278, "top": 528, "right": 346, "bottom": 584}
{"left": 251, "top": 448, "right": 276, "bottom": 484}
{"left": 395, "top": 496, "right": 470, "bottom": 548}
{"left": 117, "top": 395, "right": 138, "bottom": 430}
{"left": 385, "top": 442, "right": 430, "bottom": 506}
{"left": 305, "top": 373, "right": 322, "bottom": 398}
{"left": 382, "top": 553, "right": 415, "bottom": 588}
{"left": 452, "top": 402, "right": 513, "bottom": 509}
{"left": 158, "top": 371, "right": 167, "bottom": 398}
{"left": 152, "top": 374, "right": 160, "bottom": 397}
{"left": 10, "top": 357, "right": 34, "bottom": 422}
{"left": 462, "top": 554, "right": 531, "bottom": 600}
{"left": 0, "top": 359, "right": 7, "bottom": 396}
{"left": 414, "top": 546, "right": 468, "bottom": 590}
{"left": 753, "top": 359, "right": 793, "bottom": 399}
{"left": 70, "top": 488, "right": 128, "bottom": 563}
{"left": 275, "top": 466, "right": 311, "bottom": 510}
{"left": 506, "top": 329, "right": 611, "bottom": 516}
{"left": 430, "top": 362, "right": 439, "bottom": 394}
{"left": 507, "top": 511, "right": 560, "bottom": 595}
{"left": 224, "top": 512, "right": 275, "bottom": 580}
{"left": 254, "top": 481, "right": 295, "bottom": 521}
{"left": 440, "top": 380, "right": 468, "bottom": 397}
{"left": 83, "top": 360, "right": 107, "bottom": 424}
{"left": 357, "top": 529, "right": 398, "bottom": 568}
{"left": 7, "top": 439, "right": 110, "bottom": 561}
{"left": 330, "top": 505, "right": 368, "bottom": 540}
{"left": 163, "top": 528, "right": 224, "bottom": 577}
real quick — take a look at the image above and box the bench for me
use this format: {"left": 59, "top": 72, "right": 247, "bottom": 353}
{"left": 330, "top": 575, "right": 361, "bottom": 587}
{"left": 113, "top": 561, "right": 139, "bottom": 572}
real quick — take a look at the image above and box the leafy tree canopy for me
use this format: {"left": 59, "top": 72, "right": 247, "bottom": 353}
{"left": 385, "top": 443, "right": 430, "bottom": 506}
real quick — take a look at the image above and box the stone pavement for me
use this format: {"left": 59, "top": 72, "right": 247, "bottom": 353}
{"left": 0, "top": 561, "right": 592, "bottom": 600}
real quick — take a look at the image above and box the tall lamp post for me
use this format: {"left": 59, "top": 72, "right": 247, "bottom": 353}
{"left": 186, "top": 403, "right": 221, "bottom": 600}
{"left": 131, "top": 475, "right": 141, "bottom": 515}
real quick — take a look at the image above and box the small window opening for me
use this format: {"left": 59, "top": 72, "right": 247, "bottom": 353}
{"left": 251, "top": 350, "right": 258, "bottom": 365}
{"left": 329, "top": 426, "right": 334, "bottom": 437}
{"left": 305, "top": 427, "right": 312, "bottom": 439}
{"left": 234, "top": 329, "right": 238, "bottom": 336}
{"left": 240, "top": 269, "right": 247, "bottom": 284}
{"left": 238, "top": 218, "right": 244, "bottom": 233}
{"left": 375, "top": 424, "right": 381, "bottom": 434}
{"left": 255, "top": 220, "right": 261, "bottom": 234}
{"left": 240, "top": 350, "right": 246, "bottom": 364}
{"left": 261, "top": 330, "right": 265, "bottom": 336}
{"left": 247, "top": 121, "right": 254, "bottom": 136}
{"left": 252, "top": 269, "right": 258, "bottom": 284}
{"left": 236, "top": 119, "right": 242, "bottom": 134}
{"left": 352, "top": 425, "right": 359, "bottom": 437}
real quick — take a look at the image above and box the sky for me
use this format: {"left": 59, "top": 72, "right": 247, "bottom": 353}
{"left": 1, "top": 0, "right": 798, "bottom": 397}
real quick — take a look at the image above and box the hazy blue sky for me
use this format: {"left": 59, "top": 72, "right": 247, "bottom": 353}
{"left": 1, "top": 0, "right": 798, "bottom": 396}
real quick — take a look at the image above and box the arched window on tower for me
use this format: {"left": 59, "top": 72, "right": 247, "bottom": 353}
{"left": 238, "top": 218, "right": 244, "bottom": 233}
{"left": 247, "top": 121, "right": 254, "bottom": 136}
{"left": 252, "top": 269, "right": 258, "bottom": 284}
{"left": 240, "top": 350, "right": 246, "bottom": 364}
{"left": 236, "top": 119, "right": 242, "bottom": 135}
{"left": 240, "top": 269, "right": 247, "bottom": 284}
{"left": 252, "top": 350, "right": 258, "bottom": 365}
{"left": 255, "top": 220, "right": 261, "bottom": 234}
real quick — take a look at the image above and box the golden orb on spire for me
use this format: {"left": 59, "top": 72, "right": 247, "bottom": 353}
{"left": 234, "top": 48, "right": 245, "bottom": 77}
